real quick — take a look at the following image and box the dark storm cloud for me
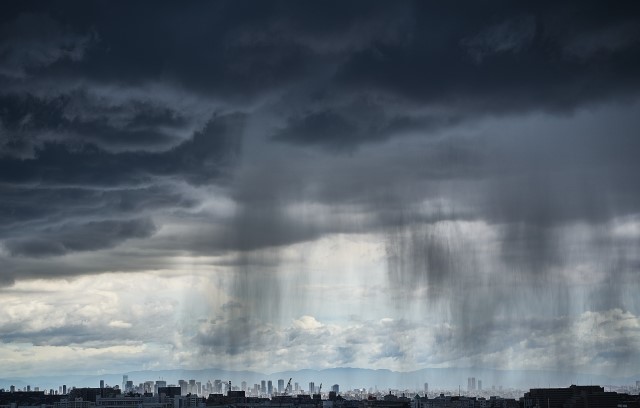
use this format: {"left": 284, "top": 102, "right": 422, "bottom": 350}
{"left": 0, "top": 112, "right": 243, "bottom": 185}
{"left": 271, "top": 103, "right": 459, "bottom": 151}
{"left": 2, "top": 2, "right": 319, "bottom": 97}
{"left": 1, "top": 0, "right": 640, "bottom": 375}
{"left": 7, "top": 0, "right": 638, "bottom": 277}
{"left": 0, "top": 13, "right": 93, "bottom": 78}
{"left": 0, "top": 110, "right": 242, "bottom": 261}
{"left": 248, "top": 1, "right": 640, "bottom": 152}
{"left": 3, "top": 1, "right": 639, "bottom": 153}
{"left": 0, "top": 185, "right": 196, "bottom": 231}
{"left": 334, "top": 2, "right": 640, "bottom": 112}
{"left": 4, "top": 218, "right": 156, "bottom": 257}
{"left": 460, "top": 15, "right": 537, "bottom": 64}
{"left": 0, "top": 92, "right": 189, "bottom": 156}
{"left": 3, "top": 1, "right": 635, "bottom": 126}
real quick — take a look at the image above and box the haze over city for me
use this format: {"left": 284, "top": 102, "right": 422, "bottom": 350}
{"left": 1, "top": 0, "right": 640, "bottom": 388}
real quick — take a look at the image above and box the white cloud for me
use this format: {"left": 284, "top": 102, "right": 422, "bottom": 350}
{"left": 108, "top": 320, "right": 133, "bottom": 329}
{"left": 1, "top": 265, "right": 640, "bottom": 378}
{"left": 293, "top": 315, "right": 323, "bottom": 330}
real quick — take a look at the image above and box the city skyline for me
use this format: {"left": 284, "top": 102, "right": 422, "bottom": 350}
{"left": 2, "top": 382, "right": 640, "bottom": 408}
{"left": 1, "top": 377, "right": 639, "bottom": 405}
{"left": 1, "top": 1, "right": 640, "bottom": 380}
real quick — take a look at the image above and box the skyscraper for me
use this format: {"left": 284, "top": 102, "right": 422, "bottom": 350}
{"left": 267, "top": 380, "right": 273, "bottom": 396}
{"left": 155, "top": 380, "right": 166, "bottom": 396}
{"left": 331, "top": 384, "right": 339, "bottom": 393}
{"left": 278, "top": 379, "right": 284, "bottom": 394}
{"left": 122, "top": 376, "right": 128, "bottom": 391}
{"left": 478, "top": 380, "right": 482, "bottom": 391}
{"left": 261, "top": 380, "right": 266, "bottom": 395}
{"left": 309, "top": 382, "right": 315, "bottom": 394}
{"left": 424, "top": 383, "right": 428, "bottom": 394}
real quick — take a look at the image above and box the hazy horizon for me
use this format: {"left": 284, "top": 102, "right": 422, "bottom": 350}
{"left": 1, "top": 1, "right": 640, "bottom": 380}
{"left": 3, "top": 365, "right": 639, "bottom": 392}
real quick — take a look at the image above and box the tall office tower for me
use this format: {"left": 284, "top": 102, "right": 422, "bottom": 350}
{"left": 156, "top": 380, "right": 166, "bottom": 396}
{"left": 331, "top": 384, "right": 339, "bottom": 393}
{"left": 241, "top": 381, "right": 247, "bottom": 392}
{"left": 309, "top": 382, "right": 315, "bottom": 395}
{"left": 196, "top": 382, "right": 201, "bottom": 395}
{"left": 100, "top": 380, "right": 104, "bottom": 389}
{"left": 278, "top": 379, "right": 284, "bottom": 394}
{"left": 478, "top": 380, "right": 482, "bottom": 391}
{"left": 59, "top": 386, "right": 62, "bottom": 394}
{"left": 472, "top": 378, "right": 476, "bottom": 391}
{"left": 214, "top": 380, "right": 222, "bottom": 394}
{"left": 468, "top": 378, "right": 472, "bottom": 392}
{"left": 424, "top": 383, "right": 428, "bottom": 394}
{"left": 295, "top": 383, "right": 299, "bottom": 392}
{"left": 189, "top": 380, "right": 196, "bottom": 394}
{"left": 261, "top": 380, "right": 266, "bottom": 395}
{"left": 179, "top": 380, "right": 188, "bottom": 395}
{"left": 63, "top": 385, "right": 67, "bottom": 394}
{"left": 122, "top": 375, "right": 128, "bottom": 391}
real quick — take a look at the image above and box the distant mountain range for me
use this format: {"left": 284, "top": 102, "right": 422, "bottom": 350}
{"left": 2, "top": 367, "right": 638, "bottom": 392}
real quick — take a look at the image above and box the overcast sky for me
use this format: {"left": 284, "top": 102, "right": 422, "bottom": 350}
{"left": 1, "top": 1, "right": 640, "bottom": 380}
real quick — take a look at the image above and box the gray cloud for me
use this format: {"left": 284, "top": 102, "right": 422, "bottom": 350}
{"left": 0, "top": 89, "right": 206, "bottom": 159}
{"left": 271, "top": 100, "right": 460, "bottom": 151}
{"left": 0, "top": 13, "right": 93, "bottom": 79}
{"left": 0, "top": 112, "right": 244, "bottom": 186}
{"left": 1, "top": 0, "right": 640, "bottom": 378}
{"left": 4, "top": 218, "right": 157, "bottom": 257}
{"left": 461, "top": 15, "right": 537, "bottom": 63}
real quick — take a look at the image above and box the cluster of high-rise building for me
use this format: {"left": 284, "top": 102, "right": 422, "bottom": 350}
{"left": 112, "top": 376, "right": 332, "bottom": 399}
{"left": 466, "top": 379, "right": 482, "bottom": 393}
